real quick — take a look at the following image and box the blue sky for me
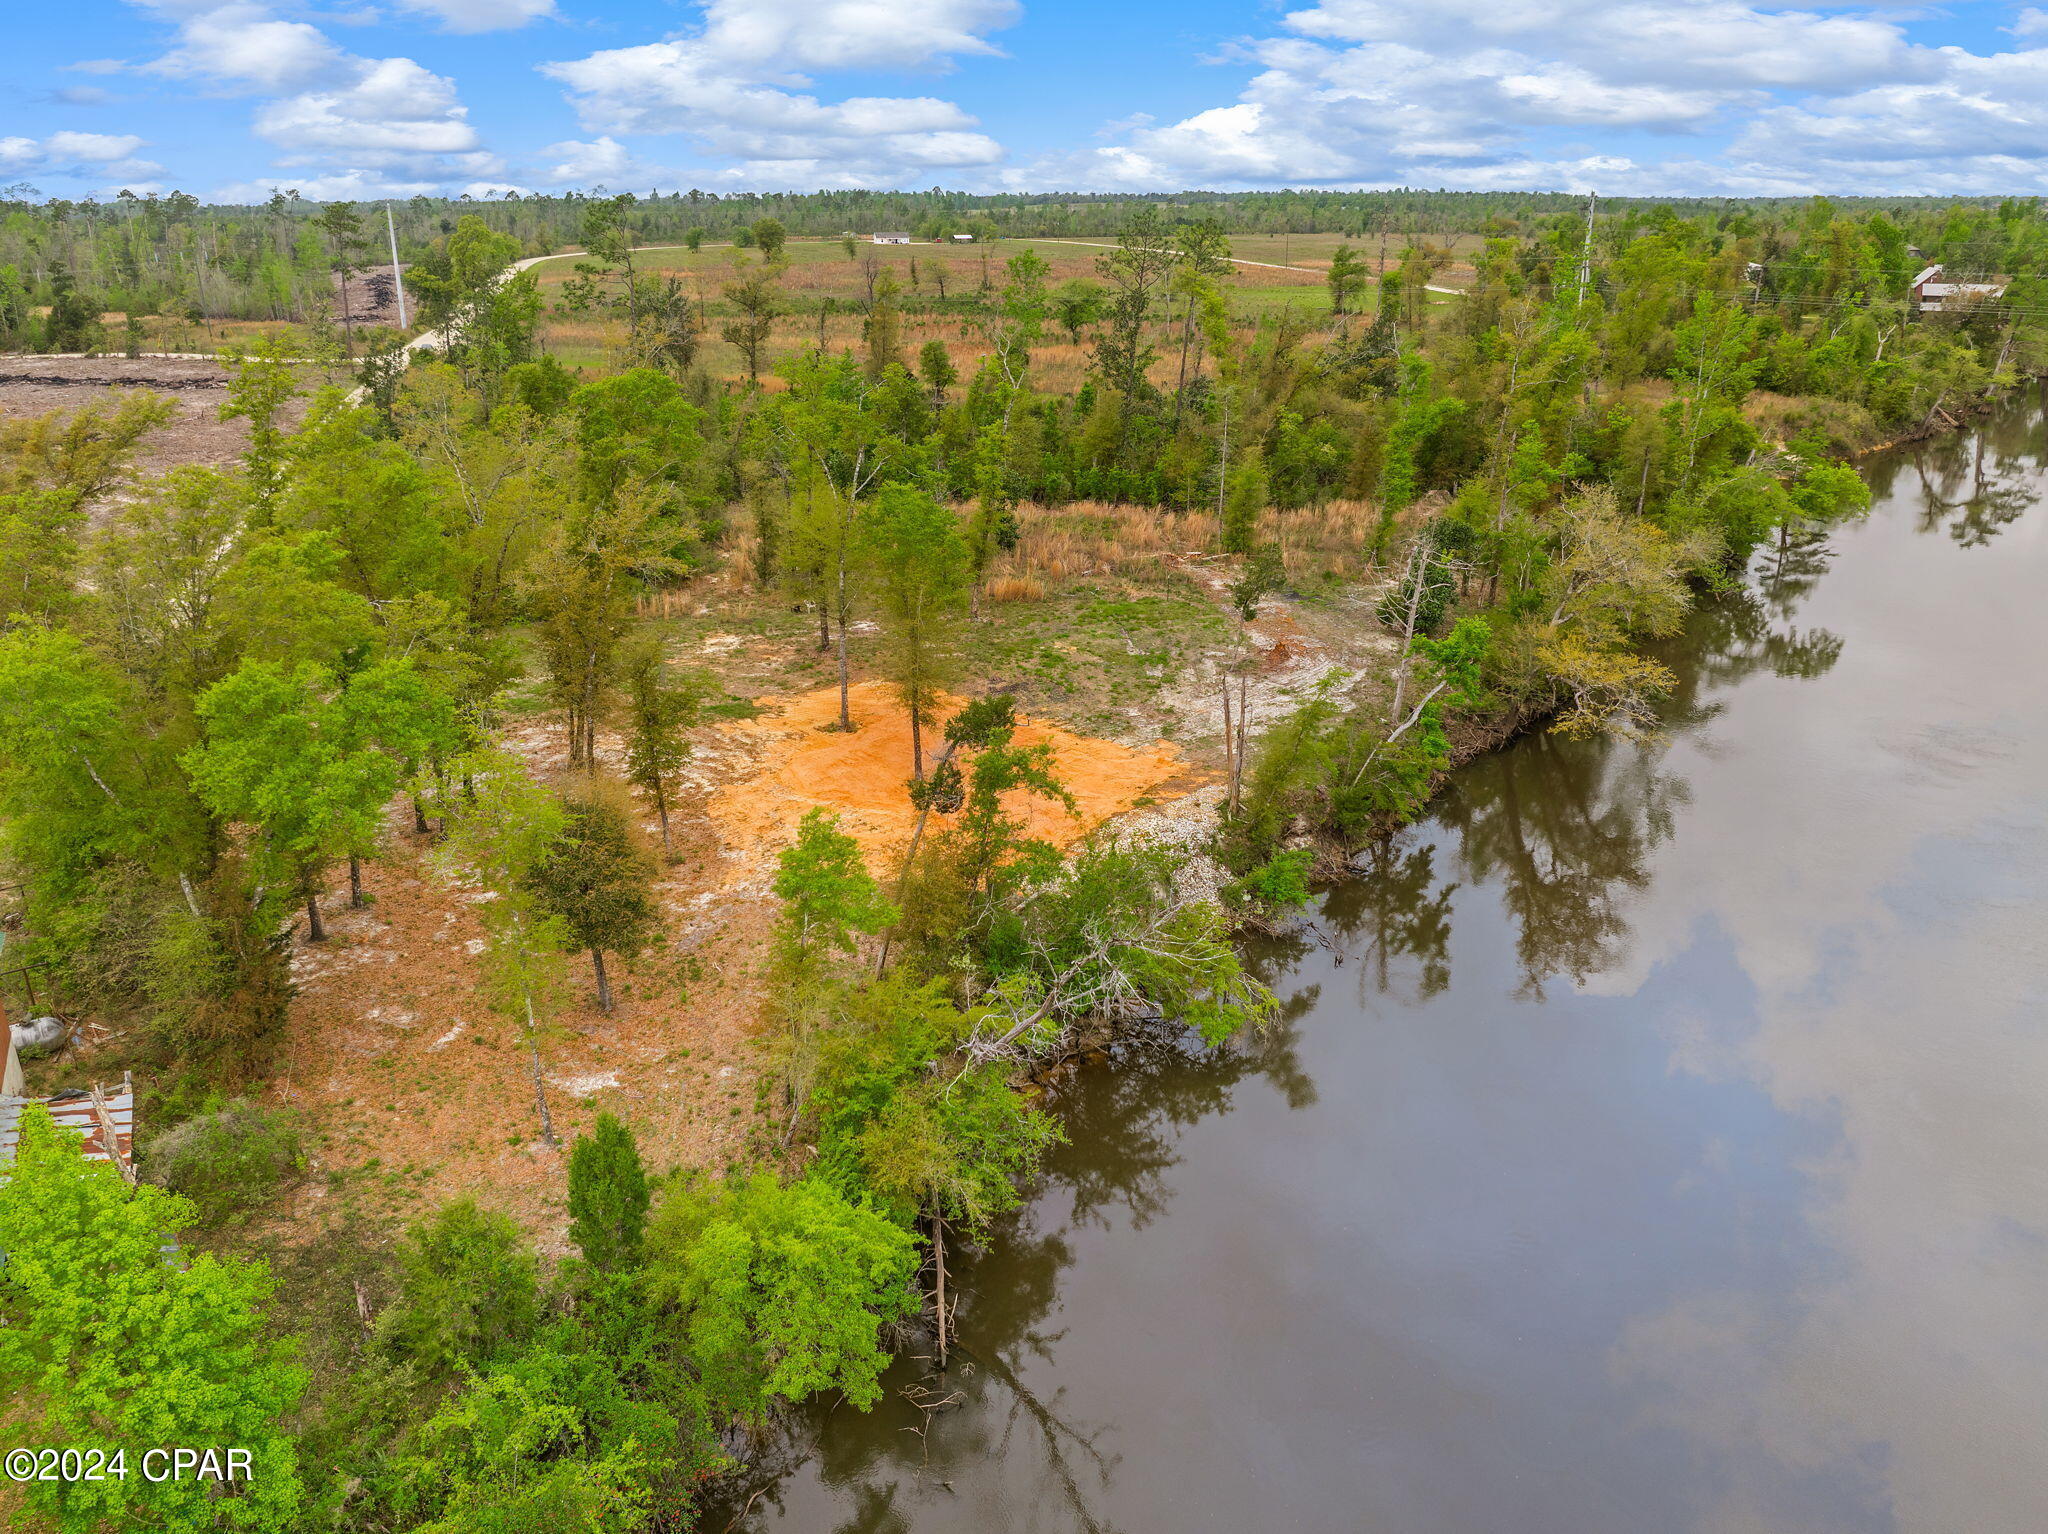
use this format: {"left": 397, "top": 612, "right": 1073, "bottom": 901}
{"left": 5, "top": 0, "right": 2048, "bottom": 201}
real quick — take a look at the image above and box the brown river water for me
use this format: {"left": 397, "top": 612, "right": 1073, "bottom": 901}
{"left": 719, "top": 394, "right": 2048, "bottom": 1534}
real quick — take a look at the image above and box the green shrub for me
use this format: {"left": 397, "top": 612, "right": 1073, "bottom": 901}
{"left": 1229, "top": 847, "right": 1315, "bottom": 916}
{"left": 141, "top": 1096, "right": 305, "bottom": 1222}
{"left": 377, "top": 1198, "right": 541, "bottom": 1378}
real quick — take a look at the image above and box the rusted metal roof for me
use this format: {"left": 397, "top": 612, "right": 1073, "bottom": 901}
{"left": 0, "top": 1087, "right": 135, "bottom": 1170}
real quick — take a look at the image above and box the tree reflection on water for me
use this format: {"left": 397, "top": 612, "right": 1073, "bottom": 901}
{"left": 710, "top": 397, "right": 2048, "bottom": 1531}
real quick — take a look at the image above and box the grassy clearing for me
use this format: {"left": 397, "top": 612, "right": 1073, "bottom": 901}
{"left": 530, "top": 236, "right": 1391, "bottom": 388}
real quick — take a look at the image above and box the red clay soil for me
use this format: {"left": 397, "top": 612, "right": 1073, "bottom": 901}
{"left": 269, "top": 684, "right": 1204, "bottom": 1252}
{"left": 707, "top": 680, "right": 1195, "bottom": 870}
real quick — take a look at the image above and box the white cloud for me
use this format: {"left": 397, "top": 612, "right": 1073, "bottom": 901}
{"left": 124, "top": 0, "right": 498, "bottom": 193}
{"left": 257, "top": 56, "right": 479, "bottom": 157}
{"left": 537, "top": 135, "right": 635, "bottom": 184}
{"left": 0, "top": 131, "right": 163, "bottom": 183}
{"left": 391, "top": 0, "right": 556, "bottom": 34}
{"left": 1005, "top": 0, "right": 2048, "bottom": 194}
{"left": 1281, "top": 0, "right": 1927, "bottom": 93}
{"left": 213, "top": 168, "right": 443, "bottom": 201}
{"left": 1733, "top": 50, "right": 2048, "bottom": 175}
{"left": 148, "top": 3, "right": 345, "bottom": 90}
{"left": 690, "top": 0, "right": 1018, "bottom": 73}
{"left": 42, "top": 131, "right": 150, "bottom": 162}
{"left": 541, "top": 0, "right": 1013, "bottom": 186}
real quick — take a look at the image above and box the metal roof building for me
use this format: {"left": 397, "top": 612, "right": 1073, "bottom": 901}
{"left": 1911, "top": 263, "right": 2007, "bottom": 313}
{"left": 0, "top": 1081, "right": 136, "bottom": 1179}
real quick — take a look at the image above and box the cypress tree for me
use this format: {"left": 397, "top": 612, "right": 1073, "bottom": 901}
{"left": 567, "top": 1112, "right": 652, "bottom": 1273}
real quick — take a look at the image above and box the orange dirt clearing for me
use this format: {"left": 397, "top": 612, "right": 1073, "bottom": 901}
{"left": 708, "top": 681, "right": 1198, "bottom": 867}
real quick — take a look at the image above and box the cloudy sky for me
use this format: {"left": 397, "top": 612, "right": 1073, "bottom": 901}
{"left": 6, "top": 0, "right": 2048, "bottom": 201}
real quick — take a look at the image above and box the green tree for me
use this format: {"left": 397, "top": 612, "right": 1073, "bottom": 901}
{"left": 861, "top": 484, "right": 971, "bottom": 778}
{"left": 1221, "top": 441, "right": 1269, "bottom": 555}
{"left": 442, "top": 747, "right": 576, "bottom": 1143}
{"left": 184, "top": 657, "right": 431, "bottom": 942}
{"left": 1051, "top": 277, "right": 1107, "bottom": 345}
{"left": 2, "top": 393, "right": 173, "bottom": 623}
{"left": 721, "top": 261, "right": 782, "bottom": 385}
{"left": 285, "top": 398, "right": 452, "bottom": 608}
{"left": 751, "top": 217, "right": 788, "bottom": 261}
{"left": 899, "top": 718, "right": 1074, "bottom": 967}
{"left": 1230, "top": 541, "right": 1286, "bottom": 618}
{"left": 644, "top": 1173, "right": 919, "bottom": 1423}
{"left": 863, "top": 272, "right": 905, "bottom": 380}
{"left": 918, "top": 337, "right": 958, "bottom": 406}
{"left": 526, "top": 493, "right": 683, "bottom": 770}
{"left": 622, "top": 643, "right": 704, "bottom": 861}
{"left": 216, "top": 334, "right": 302, "bottom": 515}
{"left": 0, "top": 1103, "right": 306, "bottom": 1532}
{"left": 575, "top": 195, "right": 639, "bottom": 330}
{"left": 381, "top": 1322, "right": 714, "bottom": 1532}
{"left": 525, "top": 788, "right": 661, "bottom": 1014}
{"left": 989, "top": 835, "right": 1277, "bottom": 1047}
{"left": 1091, "top": 206, "right": 1178, "bottom": 451}
{"left": 567, "top": 1112, "right": 652, "bottom": 1275}
{"left": 1327, "top": 242, "right": 1368, "bottom": 315}
{"left": 42, "top": 261, "right": 101, "bottom": 353}
{"left": 314, "top": 200, "right": 367, "bottom": 355}
{"left": 337, "top": 657, "right": 459, "bottom": 904}
{"left": 772, "top": 807, "right": 899, "bottom": 982}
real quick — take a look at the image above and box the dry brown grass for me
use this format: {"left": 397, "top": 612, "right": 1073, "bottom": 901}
{"left": 993, "top": 497, "right": 1385, "bottom": 584}
{"left": 530, "top": 236, "right": 1350, "bottom": 389}
{"left": 985, "top": 574, "right": 1046, "bottom": 603}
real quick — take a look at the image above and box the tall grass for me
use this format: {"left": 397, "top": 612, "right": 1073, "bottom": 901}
{"left": 995, "top": 498, "right": 1388, "bottom": 583}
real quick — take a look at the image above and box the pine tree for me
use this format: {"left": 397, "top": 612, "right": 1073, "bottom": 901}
{"left": 622, "top": 645, "right": 702, "bottom": 861}
{"left": 526, "top": 789, "right": 661, "bottom": 1014}
{"left": 567, "top": 1112, "right": 653, "bottom": 1274}
{"left": 863, "top": 273, "right": 905, "bottom": 380}
{"left": 1222, "top": 447, "right": 1268, "bottom": 555}
{"left": 918, "top": 338, "right": 957, "bottom": 407}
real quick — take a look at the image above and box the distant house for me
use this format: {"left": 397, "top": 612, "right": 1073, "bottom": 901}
{"left": 1911, "top": 263, "right": 2006, "bottom": 313}
{"left": 872, "top": 232, "right": 911, "bottom": 245}
{"left": 952, "top": 233, "right": 975, "bottom": 242}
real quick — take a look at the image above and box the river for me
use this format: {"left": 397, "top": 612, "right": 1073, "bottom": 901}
{"left": 724, "top": 396, "right": 2048, "bottom": 1534}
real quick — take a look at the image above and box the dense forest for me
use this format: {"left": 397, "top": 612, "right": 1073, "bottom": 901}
{"left": 1, "top": 188, "right": 2043, "bottom": 1530}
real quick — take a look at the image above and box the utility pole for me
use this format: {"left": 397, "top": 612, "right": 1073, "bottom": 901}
{"left": 385, "top": 203, "right": 409, "bottom": 329}
{"left": 1575, "top": 190, "right": 1599, "bottom": 310}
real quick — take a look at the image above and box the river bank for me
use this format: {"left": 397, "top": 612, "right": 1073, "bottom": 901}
{"left": 710, "top": 384, "right": 2048, "bottom": 1533}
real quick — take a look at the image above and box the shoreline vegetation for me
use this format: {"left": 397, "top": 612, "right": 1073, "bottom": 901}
{"left": 3, "top": 188, "right": 2044, "bottom": 1531}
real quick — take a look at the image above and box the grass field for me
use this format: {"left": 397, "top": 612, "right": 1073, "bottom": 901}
{"left": 527, "top": 234, "right": 1462, "bottom": 386}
